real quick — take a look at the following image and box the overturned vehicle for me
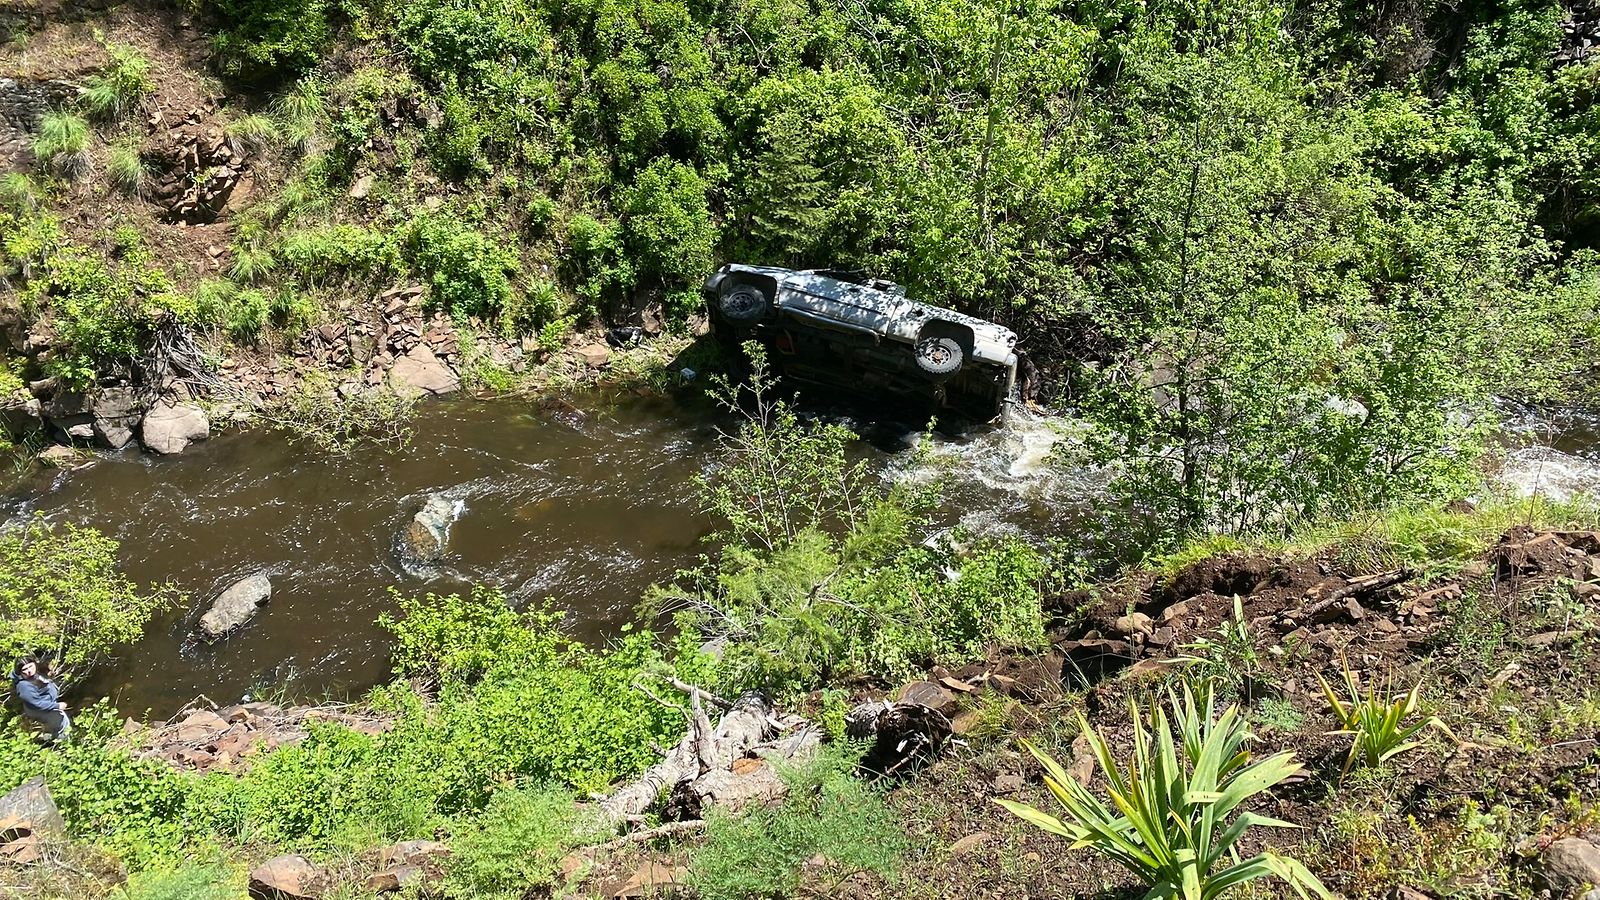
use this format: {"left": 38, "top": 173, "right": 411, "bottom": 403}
{"left": 702, "top": 264, "right": 1019, "bottom": 424}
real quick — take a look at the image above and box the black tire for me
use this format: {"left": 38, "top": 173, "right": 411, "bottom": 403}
{"left": 718, "top": 283, "right": 771, "bottom": 323}
{"left": 914, "top": 335, "right": 964, "bottom": 379}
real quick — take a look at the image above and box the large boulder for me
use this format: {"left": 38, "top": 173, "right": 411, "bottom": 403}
{"left": 403, "top": 494, "right": 461, "bottom": 563}
{"left": 0, "top": 395, "right": 42, "bottom": 437}
{"left": 200, "top": 574, "right": 273, "bottom": 638}
{"left": 388, "top": 344, "right": 459, "bottom": 398}
{"left": 1542, "top": 838, "right": 1600, "bottom": 897}
{"left": 248, "top": 853, "right": 321, "bottom": 900}
{"left": 90, "top": 386, "right": 143, "bottom": 449}
{"left": 141, "top": 402, "right": 210, "bottom": 454}
{"left": 0, "top": 777, "right": 64, "bottom": 837}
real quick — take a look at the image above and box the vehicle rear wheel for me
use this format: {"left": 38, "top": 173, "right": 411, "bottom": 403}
{"left": 718, "top": 284, "right": 771, "bottom": 323}
{"left": 914, "top": 336, "right": 964, "bottom": 379}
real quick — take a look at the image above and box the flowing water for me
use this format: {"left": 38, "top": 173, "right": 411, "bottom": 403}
{"left": 10, "top": 389, "right": 1595, "bottom": 718}
{"left": 5, "top": 394, "right": 1088, "bottom": 717}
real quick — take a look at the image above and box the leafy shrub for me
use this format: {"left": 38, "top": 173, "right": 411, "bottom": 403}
{"left": 271, "top": 373, "right": 413, "bottom": 455}
{"left": 81, "top": 43, "right": 154, "bottom": 121}
{"left": 443, "top": 784, "right": 601, "bottom": 899}
{"left": 205, "top": 0, "right": 334, "bottom": 79}
{"left": 0, "top": 516, "right": 178, "bottom": 670}
{"left": 105, "top": 142, "right": 146, "bottom": 197}
{"left": 33, "top": 112, "right": 91, "bottom": 180}
{"left": 622, "top": 157, "right": 716, "bottom": 312}
{"left": 997, "top": 684, "right": 1330, "bottom": 900}
{"left": 690, "top": 747, "right": 908, "bottom": 900}
{"left": 0, "top": 706, "right": 194, "bottom": 866}
{"left": 1317, "top": 661, "right": 1450, "bottom": 776}
{"left": 656, "top": 352, "right": 1046, "bottom": 692}
{"left": 25, "top": 238, "right": 171, "bottom": 388}
{"left": 399, "top": 212, "right": 519, "bottom": 321}
{"left": 192, "top": 279, "right": 271, "bottom": 340}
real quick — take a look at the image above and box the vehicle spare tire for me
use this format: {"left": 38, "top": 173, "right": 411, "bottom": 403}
{"left": 914, "top": 335, "right": 964, "bottom": 379}
{"left": 718, "top": 284, "right": 771, "bottom": 323}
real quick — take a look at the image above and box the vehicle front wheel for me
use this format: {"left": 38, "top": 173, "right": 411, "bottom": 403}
{"left": 913, "top": 336, "right": 964, "bottom": 379}
{"left": 718, "top": 284, "right": 771, "bottom": 324}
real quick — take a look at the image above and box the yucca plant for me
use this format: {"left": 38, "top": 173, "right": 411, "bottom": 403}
{"left": 1317, "top": 660, "right": 1449, "bottom": 776}
{"left": 996, "top": 684, "right": 1329, "bottom": 900}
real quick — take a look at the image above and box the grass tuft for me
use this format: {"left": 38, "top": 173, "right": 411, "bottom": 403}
{"left": 34, "top": 111, "right": 92, "bottom": 180}
{"left": 81, "top": 42, "right": 154, "bottom": 122}
{"left": 105, "top": 142, "right": 147, "bottom": 197}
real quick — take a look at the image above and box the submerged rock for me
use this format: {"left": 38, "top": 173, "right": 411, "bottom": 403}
{"left": 200, "top": 574, "right": 273, "bottom": 638}
{"left": 403, "top": 494, "right": 462, "bottom": 563}
{"left": 142, "top": 401, "right": 210, "bottom": 454}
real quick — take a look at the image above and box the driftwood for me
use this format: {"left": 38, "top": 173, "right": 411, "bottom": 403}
{"left": 600, "top": 690, "right": 787, "bottom": 827}
{"left": 1278, "top": 568, "right": 1416, "bottom": 626}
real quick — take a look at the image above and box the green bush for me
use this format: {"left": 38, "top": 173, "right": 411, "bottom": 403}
{"left": 223, "top": 113, "right": 280, "bottom": 156}
{"left": 205, "top": 0, "right": 334, "bottom": 79}
{"left": 622, "top": 157, "right": 716, "bottom": 312}
{"left": 443, "top": 784, "right": 601, "bottom": 899}
{"left": 399, "top": 212, "right": 519, "bottom": 321}
{"left": 81, "top": 43, "right": 154, "bottom": 121}
{"left": 0, "top": 516, "right": 177, "bottom": 670}
{"left": 25, "top": 238, "right": 171, "bottom": 388}
{"left": 690, "top": 748, "right": 908, "bottom": 900}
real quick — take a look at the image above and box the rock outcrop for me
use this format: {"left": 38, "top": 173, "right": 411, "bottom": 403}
{"left": 90, "top": 386, "right": 144, "bottom": 449}
{"left": 199, "top": 574, "right": 272, "bottom": 638}
{"left": 141, "top": 401, "right": 210, "bottom": 454}
{"left": 403, "top": 494, "right": 461, "bottom": 563}
{"left": 0, "top": 777, "right": 63, "bottom": 837}
{"left": 388, "top": 344, "right": 460, "bottom": 398}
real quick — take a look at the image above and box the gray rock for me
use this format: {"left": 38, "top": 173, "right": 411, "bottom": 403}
{"left": 0, "top": 395, "right": 41, "bottom": 437}
{"left": 248, "top": 853, "right": 320, "bottom": 900}
{"left": 403, "top": 494, "right": 461, "bottom": 563}
{"left": 200, "top": 574, "right": 273, "bottom": 638}
{"left": 1542, "top": 838, "right": 1600, "bottom": 897}
{"left": 91, "top": 386, "right": 143, "bottom": 449}
{"left": 141, "top": 402, "right": 210, "bottom": 454}
{"left": 0, "top": 777, "right": 64, "bottom": 836}
{"left": 388, "top": 344, "right": 459, "bottom": 398}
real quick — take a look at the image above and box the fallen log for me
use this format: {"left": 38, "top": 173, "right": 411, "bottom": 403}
{"left": 599, "top": 690, "right": 772, "bottom": 826}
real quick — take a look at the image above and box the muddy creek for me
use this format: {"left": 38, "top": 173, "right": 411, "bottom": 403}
{"left": 6, "top": 393, "right": 1082, "bottom": 717}
{"left": 10, "top": 390, "right": 1594, "bottom": 718}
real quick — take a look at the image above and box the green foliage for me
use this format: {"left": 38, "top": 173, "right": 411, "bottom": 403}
{"left": 1180, "top": 596, "right": 1261, "bottom": 697}
{"left": 33, "top": 111, "right": 90, "bottom": 179}
{"left": 443, "top": 784, "right": 600, "bottom": 899}
{"left": 105, "top": 142, "right": 146, "bottom": 197}
{"left": 375, "top": 587, "right": 692, "bottom": 801}
{"left": 205, "top": 0, "right": 334, "bottom": 78}
{"left": 1317, "top": 661, "right": 1450, "bottom": 776}
{"left": 622, "top": 157, "right": 715, "bottom": 312}
{"left": 656, "top": 349, "right": 1046, "bottom": 693}
{"left": 399, "top": 212, "right": 519, "bottom": 321}
{"left": 0, "top": 172, "right": 39, "bottom": 212}
{"left": 0, "top": 516, "right": 176, "bottom": 671}
{"left": 997, "top": 684, "right": 1330, "bottom": 900}
{"left": 690, "top": 747, "right": 908, "bottom": 900}
{"left": 22, "top": 237, "right": 172, "bottom": 388}
{"left": 81, "top": 42, "right": 154, "bottom": 121}
{"left": 272, "top": 373, "right": 413, "bottom": 455}
{"left": 116, "top": 863, "right": 237, "bottom": 900}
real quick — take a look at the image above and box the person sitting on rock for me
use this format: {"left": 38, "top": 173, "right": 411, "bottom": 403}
{"left": 9, "top": 655, "right": 69, "bottom": 742}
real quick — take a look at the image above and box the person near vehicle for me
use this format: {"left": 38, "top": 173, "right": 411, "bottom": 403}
{"left": 9, "top": 655, "right": 69, "bottom": 742}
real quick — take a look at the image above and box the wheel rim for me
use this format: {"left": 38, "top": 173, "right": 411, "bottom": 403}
{"left": 723, "top": 287, "right": 762, "bottom": 317}
{"left": 919, "top": 338, "right": 954, "bottom": 367}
